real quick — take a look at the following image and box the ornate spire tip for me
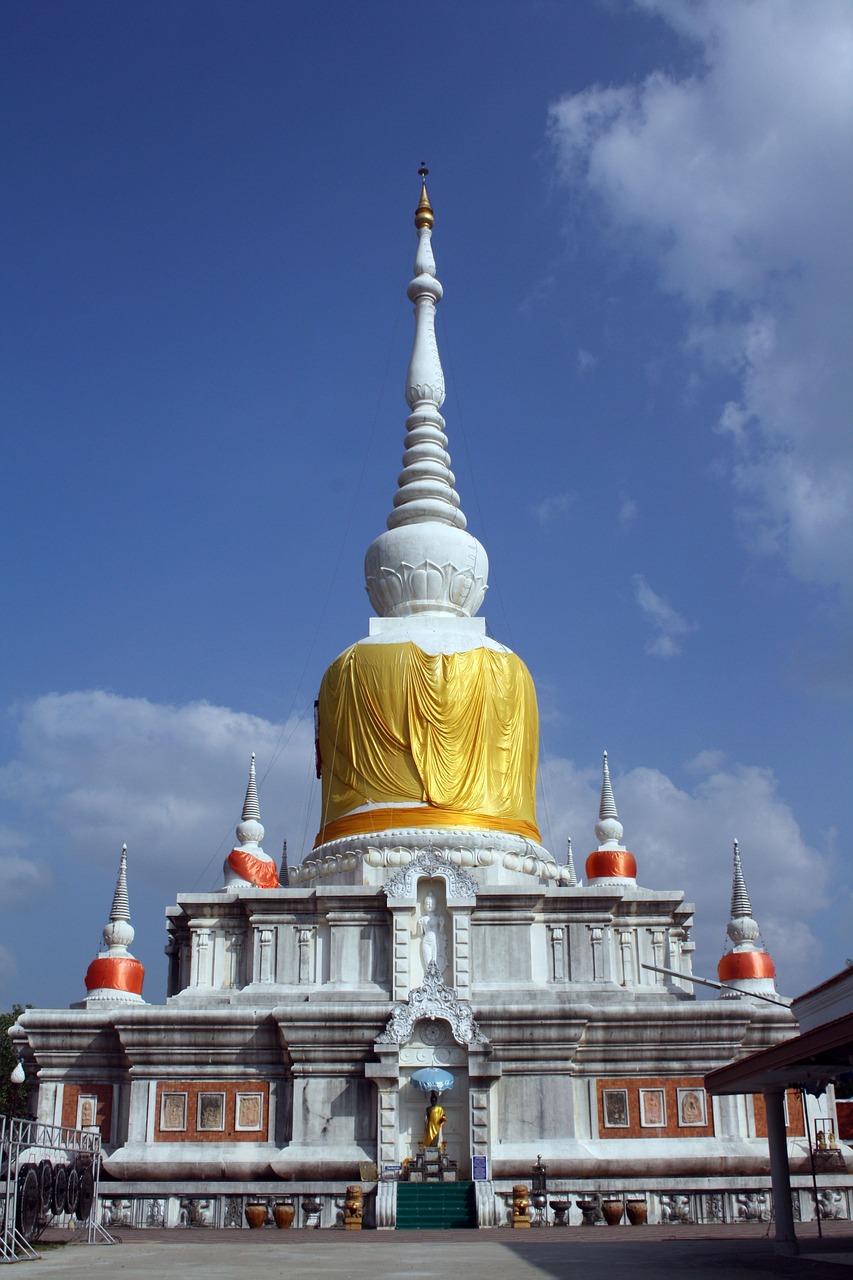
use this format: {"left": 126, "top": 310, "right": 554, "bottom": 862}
{"left": 415, "top": 164, "right": 434, "bottom": 229}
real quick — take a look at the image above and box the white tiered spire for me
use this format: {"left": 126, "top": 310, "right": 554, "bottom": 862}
{"left": 104, "top": 842, "right": 133, "bottom": 950}
{"left": 81, "top": 843, "right": 145, "bottom": 1005}
{"left": 718, "top": 839, "right": 778, "bottom": 998}
{"left": 364, "top": 168, "right": 489, "bottom": 618}
{"left": 595, "top": 751, "right": 622, "bottom": 846}
{"left": 729, "top": 838, "right": 753, "bottom": 920}
{"left": 223, "top": 754, "right": 279, "bottom": 890}
{"left": 585, "top": 752, "right": 638, "bottom": 886}
{"left": 565, "top": 838, "right": 578, "bottom": 887}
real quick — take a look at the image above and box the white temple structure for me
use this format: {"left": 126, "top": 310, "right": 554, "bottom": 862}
{"left": 11, "top": 175, "right": 852, "bottom": 1230}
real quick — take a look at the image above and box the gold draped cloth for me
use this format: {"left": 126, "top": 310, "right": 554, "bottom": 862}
{"left": 315, "top": 641, "right": 540, "bottom": 847}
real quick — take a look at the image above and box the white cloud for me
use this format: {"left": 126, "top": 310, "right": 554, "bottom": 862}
{"left": 0, "top": 856, "right": 52, "bottom": 907}
{"left": 538, "top": 750, "right": 833, "bottom": 993}
{"left": 577, "top": 348, "right": 597, "bottom": 374}
{"left": 0, "top": 691, "right": 318, "bottom": 890}
{"left": 632, "top": 573, "right": 696, "bottom": 656}
{"left": 619, "top": 497, "right": 637, "bottom": 529}
{"left": 549, "top": 0, "right": 853, "bottom": 600}
{"left": 533, "top": 491, "right": 575, "bottom": 524}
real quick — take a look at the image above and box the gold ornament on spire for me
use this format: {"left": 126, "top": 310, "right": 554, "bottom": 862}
{"left": 415, "top": 163, "right": 434, "bottom": 229}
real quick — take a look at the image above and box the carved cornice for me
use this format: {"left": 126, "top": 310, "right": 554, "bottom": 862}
{"left": 376, "top": 961, "right": 488, "bottom": 1046}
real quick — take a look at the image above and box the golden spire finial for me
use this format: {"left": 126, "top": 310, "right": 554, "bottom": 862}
{"left": 415, "top": 162, "right": 434, "bottom": 229}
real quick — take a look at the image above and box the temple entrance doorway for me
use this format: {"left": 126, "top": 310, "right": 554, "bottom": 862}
{"left": 398, "top": 1017, "right": 469, "bottom": 1177}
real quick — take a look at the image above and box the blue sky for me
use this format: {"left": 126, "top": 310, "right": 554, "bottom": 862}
{"left": 1, "top": 0, "right": 851, "bottom": 1008}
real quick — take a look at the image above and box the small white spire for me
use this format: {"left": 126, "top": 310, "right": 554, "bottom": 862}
{"left": 81, "top": 841, "right": 145, "bottom": 1005}
{"left": 236, "top": 754, "right": 265, "bottom": 847}
{"left": 730, "top": 839, "right": 753, "bottom": 919}
{"left": 223, "top": 755, "right": 278, "bottom": 890}
{"left": 599, "top": 750, "right": 618, "bottom": 820}
{"left": 103, "top": 843, "right": 134, "bottom": 951}
{"left": 594, "top": 751, "right": 624, "bottom": 848}
{"left": 718, "top": 839, "right": 778, "bottom": 999}
{"left": 726, "top": 839, "right": 760, "bottom": 947}
{"left": 565, "top": 837, "right": 577, "bottom": 887}
{"left": 242, "top": 752, "right": 261, "bottom": 822}
{"left": 109, "top": 843, "right": 131, "bottom": 923}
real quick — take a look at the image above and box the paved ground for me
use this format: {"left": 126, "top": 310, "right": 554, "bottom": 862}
{"left": 16, "top": 1223, "right": 853, "bottom": 1279}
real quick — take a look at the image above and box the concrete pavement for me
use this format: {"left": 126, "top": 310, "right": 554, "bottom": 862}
{"left": 18, "top": 1223, "right": 853, "bottom": 1279}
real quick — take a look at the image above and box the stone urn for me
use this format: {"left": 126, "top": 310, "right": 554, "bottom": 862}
{"left": 576, "top": 1198, "right": 601, "bottom": 1226}
{"left": 549, "top": 1200, "right": 569, "bottom": 1226}
{"left": 601, "top": 1199, "right": 624, "bottom": 1226}
{"left": 626, "top": 1198, "right": 648, "bottom": 1226}
{"left": 344, "top": 1185, "right": 363, "bottom": 1231}
{"left": 302, "top": 1196, "right": 323, "bottom": 1228}
{"left": 511, "top": 1184, "right": 531, "bottom": 1228}
{"left": 273, "top": 1199, "right": 295, "bottom": 1229}
{"left": 245, "top": 1200, "right": 267, "bottom": 1229}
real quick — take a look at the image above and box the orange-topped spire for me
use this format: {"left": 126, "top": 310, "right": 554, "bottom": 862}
{"left": 83, "top": 844, "right": 145, "bottom": 1004}
{"left": 717, "top": 840, "right": 778, "bottom": 997}
{"left": 585, "top": 752, "right": 638, "bottom": 885}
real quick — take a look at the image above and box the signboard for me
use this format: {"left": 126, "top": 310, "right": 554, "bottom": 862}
{"left": 472, "top": 1155, "right": 488, "bottom": 1181}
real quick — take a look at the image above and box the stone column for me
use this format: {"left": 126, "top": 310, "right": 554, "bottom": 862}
{"left": 468, "top": 1052, "right": 501, "bottom": 1182}
{"left": 255, "top": 926, "right": 275, "bottom": 983}
{"left": 295, "top": 926, "right": 317, "bottom": 985}
{"left": 764, "top": 1087, "right": 798, "bottom": 1255}
{"left": 548, "top": 925, "right": 566, "bottom": 982}
{"left": 448, "top": 905, "right": 472, "bottom": 997}
{"left": 191, "top": 926, "right": 213, "bottom": 987}
{"left": 389, "top": 904, "right": 413, "bottom": 1000}
{"left": 366, "top": 1056, "right": 401, "bottom": 1176}
{"left": 617, "top": 928, "right": 634, "bottom": 986}
{"left": 588, "top": 926, "right": 604, "bottom": 980}
{"left": 650, "top": 929, "right": 665, "bottom": 985}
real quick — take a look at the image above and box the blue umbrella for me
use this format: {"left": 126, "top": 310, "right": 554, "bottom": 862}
{"left": 411, "top": 1068, "right": 454, "bottom": 1095}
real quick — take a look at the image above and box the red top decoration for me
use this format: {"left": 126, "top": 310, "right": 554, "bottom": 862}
{"left": 227, "top": 847, "right": 279, "bottom": 889}
{"left": 84, "top": 956, "right": 145, "bottom": 996}
{"left": 585, "top": 849, "right": 637, "bottom": 880}
{"left": 717, "top": 950, "right": 775, "bottom": 982}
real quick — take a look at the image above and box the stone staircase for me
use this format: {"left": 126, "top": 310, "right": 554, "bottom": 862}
{"left": 395, "top": 1180, "right": 478, "bottom": 1229}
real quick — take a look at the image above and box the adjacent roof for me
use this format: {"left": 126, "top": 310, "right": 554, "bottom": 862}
{"left": 705, "top": 1010, "right": 853, "bottom": 1095}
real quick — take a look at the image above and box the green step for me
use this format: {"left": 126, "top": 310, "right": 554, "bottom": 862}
{"left": 396, "top": 1181, "right": 477, "bottom": 1230}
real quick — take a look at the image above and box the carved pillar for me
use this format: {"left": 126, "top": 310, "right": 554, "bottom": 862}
{"left": 448, "top": 906, "right": 471, "bottom": 997}
{"left": 255, "top": 927, "right": 275, "bottom": 983}
{"left": 617, "top": 928, "right": 634, "bottom": 986}
{"left": 650, "top": 929, "right": 665, "bottom": 985}
{"left": 191, "top": 927, "right": 213, "bottom": 987}
{"left": 366, "top": 1056, "right": 401, "bottom": 1175}
{"left": 389, "top": 904, "right": 413, "bottom": 1000}
{"left": 225, "top": 931, "right": 244, "bottom": 988}
{"left": 548, "top": 925, "right": 566, "bottom": 982}
{"left": 295, "top": 926, "right": 317, "bottom": 985}
{"left": 468, "top": 1052, "right": 500, "bottom": 1181}
{"left": 589, "top": 926, "right": 604, "bottom": 980}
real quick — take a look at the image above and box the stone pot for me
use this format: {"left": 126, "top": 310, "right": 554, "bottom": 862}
{"left": 601, "top": 1199, "right": 624, "bottom": 1226}
{"left": 626, "top": 1199, "right": 648, "bottom": 1226}
{"left": 245, "top": 1200, "right": 267, "bottom": 1229}
{"left": 273, "top": 1199, "right": 295, "bottom": 1229}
